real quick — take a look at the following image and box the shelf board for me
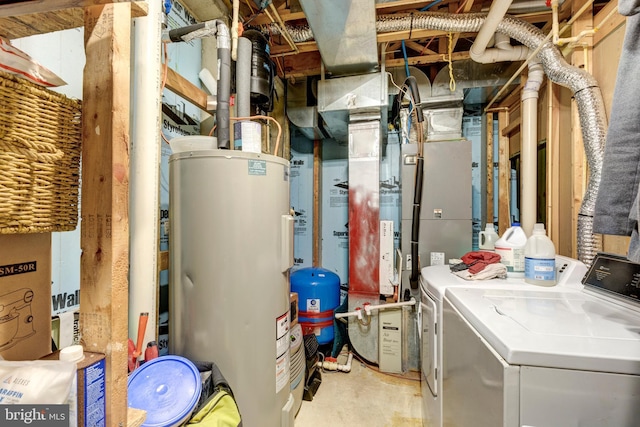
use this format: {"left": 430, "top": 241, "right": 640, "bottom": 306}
{"left": 0, "top": 0, "right": 148, "bottom": 39}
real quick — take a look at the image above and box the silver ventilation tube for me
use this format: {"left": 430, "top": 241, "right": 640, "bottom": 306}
{"left": 268, "top": 12, "right": 605, "bottom": 264}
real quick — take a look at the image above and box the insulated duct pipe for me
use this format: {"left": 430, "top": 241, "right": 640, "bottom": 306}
{"left": 270, "top": 12, "right": 605, "bottom": 264}
{"left": 521, "top": 59, "right": 545, "bottom": 236}
{"left": 236, "top": 37, "right": 252, "bottom": 119}
{"left": 163, "top": 20, "right": 231, "bottom": 149}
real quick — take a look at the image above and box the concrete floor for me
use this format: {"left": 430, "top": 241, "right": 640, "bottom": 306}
{"left": 295, "top": 352, "right": 422, "bottom": 427}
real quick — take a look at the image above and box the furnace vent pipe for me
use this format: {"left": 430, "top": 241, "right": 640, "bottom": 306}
{"left": 521, "top": 59, "right": 545, "bottom": 236}
{"left": 163, "top": 20, "right": 231, "bottom": 149}
{"left": 270, "top": 12, "right": 605, "bottom": 264}
{"left": 470, "top": 0, "right": 529, "bottom": 63}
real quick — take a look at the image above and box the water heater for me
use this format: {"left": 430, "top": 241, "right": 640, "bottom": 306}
{"left": 169, "top": 149, "right": 295, "bottom": 427}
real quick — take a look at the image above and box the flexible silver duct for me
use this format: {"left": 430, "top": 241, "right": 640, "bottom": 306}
{"left": 268, "top": 12, "right": 605, "bottom": 264}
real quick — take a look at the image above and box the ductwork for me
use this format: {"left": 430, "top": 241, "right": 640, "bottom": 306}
{"left": 269, "top": 11, "right": 605, "bottom": 264}
{"left": 298, "top": 0, "right": 378, "bottom": 75}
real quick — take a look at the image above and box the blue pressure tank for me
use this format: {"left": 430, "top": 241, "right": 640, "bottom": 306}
{"left": 290, "top": 267, "right": 340, "bottom": 345}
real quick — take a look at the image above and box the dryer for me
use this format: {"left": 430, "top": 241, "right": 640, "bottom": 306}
{"left": 419, "top": 256, "right": 587, "bottom": 427}
{"left": 441, "top": 259, "right": 640, "bottom": 426}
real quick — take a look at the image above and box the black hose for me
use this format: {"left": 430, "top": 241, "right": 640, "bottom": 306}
{"left": 404, "top": 75, "right": 424, "bottom": 290}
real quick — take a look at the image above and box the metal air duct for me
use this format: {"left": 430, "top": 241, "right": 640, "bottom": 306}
{"left": 298, "top": 0, "right": 378, "bottom": 75}
{"left": 270, "top": 11, "right": 605, "bottom": 264}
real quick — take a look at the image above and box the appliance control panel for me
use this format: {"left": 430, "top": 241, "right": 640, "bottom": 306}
{"left": 582, "top": 253, "right": 640, "bottom": 303}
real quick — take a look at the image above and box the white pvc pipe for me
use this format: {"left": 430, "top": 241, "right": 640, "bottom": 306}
{"left": 335, "top": 299, "right": 416, "bottom": 319}
{"left": 470, "top": 0, "right": 531, "bottom": 64}
{"left": 470, "top": 0, "right": 513, "bottom": 60}
{"left": 317, "top": 352, "right": 354, "bottom": 372}
{"left": 520, "top": 60, "right": 544, "bottom": 236}
{"left": 129, "top": 0, "right": 163, "bottom": 353}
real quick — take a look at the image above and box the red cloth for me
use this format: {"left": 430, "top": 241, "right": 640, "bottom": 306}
{"left": 460, "top": 251, "right": 502, "bottom": 274}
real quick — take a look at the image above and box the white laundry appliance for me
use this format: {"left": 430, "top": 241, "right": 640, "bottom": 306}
{"left": 441, "top": 254, "right": 640, "bottom": 427}
{"left": 419, "top": 255, "right": 588, "bottom": 427}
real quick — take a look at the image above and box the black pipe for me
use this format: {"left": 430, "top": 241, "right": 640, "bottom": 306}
{"left": 404, "top": 75, "right": 424, "bottom": 290}
{"left": 162, "top": 20, "right": 231, "bottom": 149}
{"left": 165, "top": 22, "right": 207, "bottom": 43}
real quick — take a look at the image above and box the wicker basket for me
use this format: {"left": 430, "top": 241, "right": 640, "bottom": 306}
{"left": 0, "top": 70, "right": 82, "bottom": 234}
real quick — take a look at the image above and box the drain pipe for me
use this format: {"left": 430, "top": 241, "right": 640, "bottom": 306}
{"left": 317, "top": 352, "right": 354, "bottom": 373}
{"left": 521, "top": 59, "right": 544, "bottom": 235}
{"left": 470, "top": 0, "right": 529, "bottom": 63}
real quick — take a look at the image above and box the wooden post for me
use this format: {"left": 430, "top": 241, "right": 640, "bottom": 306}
{"left": 486, "top": 113, "right": 494, "bottom": 225}
{"left": 498, "top": 110, "right": 511, "bottom": 235}
{"left": 81, "top": 4, "right": 131, "bottom": 426}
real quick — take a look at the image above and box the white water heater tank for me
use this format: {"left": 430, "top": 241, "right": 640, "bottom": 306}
{"left": 169, "top": 149, "right": 294, "bottom": 427}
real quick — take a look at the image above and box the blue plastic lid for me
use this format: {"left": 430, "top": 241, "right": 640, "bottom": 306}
{"left": 128, "top": 355, "right": 202, "bottom": 427}
{"left": 512, "top": 222, "right": 521, "bottom": 226}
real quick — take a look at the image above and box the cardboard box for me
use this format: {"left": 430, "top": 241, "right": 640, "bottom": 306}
{"left": 42, "top": 349, "right": 106, "bottom": 427}
{"left": 0, "top": 233, "right": 52, "bottom": 360}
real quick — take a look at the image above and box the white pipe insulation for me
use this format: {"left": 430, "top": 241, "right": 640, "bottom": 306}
{"left": 231, "top": 0, "right": 240, "bottom": 61}
{"left": 521, "top": 60, "right": 545, "bottom": 236}
{"left": 129, "top": 0, "right": 163, "bottom": 350}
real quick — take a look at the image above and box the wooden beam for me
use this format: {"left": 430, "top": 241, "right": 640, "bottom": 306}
{"left": 0, "top": 0, "right": 147, "bottom": 39}
{"left": 271, "top": 40, "right": 319, "bottom": 56}
{"left": 501, "top": 116, "right": 521, "bottom": 137}
{"left": 164, "top": 67, "right": 208, "bottom": 111}
{"left": 377, "top": 28, "right": 447, "bottom": 43}
{"left": 385, "top": 50, "right": 470, "bottom": 67}
{"left": 81, "top": 3, "right": 130, "bottom": 427}
{"left": 451, "top": 0, "right": 476, "bottom": 49}
{"left": 594, "top": 0, "right": 625, "bottom": 45}
{"left": 0, "top": 0, "right": 141, "bottom": 17}
{"left": 498, "top": 110, "right": 511, "bottom": 234}
{"left": 486, "top": 112, "right": 494, "bottom": 224}
{"left": 403, "top": 39, "right": 437, "bottom": 55}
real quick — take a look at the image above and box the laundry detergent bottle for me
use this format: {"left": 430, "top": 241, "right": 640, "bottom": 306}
{"left": 494, "top": 222, "right": 527, "bottom": 277}
{"left": 479, "top": 223, "right": 499, "bottom": 251}
{"left": 524, "top": 223, "right": 557, "bottom": 286}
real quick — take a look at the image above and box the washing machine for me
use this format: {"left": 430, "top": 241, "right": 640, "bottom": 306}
{"left": 419, "top": 255, "right": 588, "bottom": 427}
{"left": 441, "top": 255, "right": 640, "bottom": 426}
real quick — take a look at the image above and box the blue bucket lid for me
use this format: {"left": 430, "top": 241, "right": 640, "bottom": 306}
{"left": 128, "top": 355, "right": 202, "bottom": 427}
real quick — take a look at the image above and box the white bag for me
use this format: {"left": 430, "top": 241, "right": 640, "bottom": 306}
{"left": 0, "top": 360, "right": 75, "bottom": 404}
